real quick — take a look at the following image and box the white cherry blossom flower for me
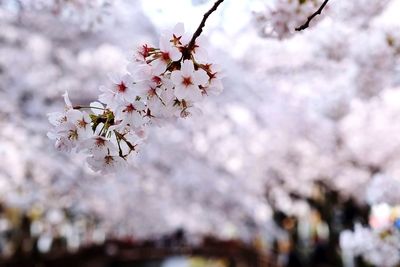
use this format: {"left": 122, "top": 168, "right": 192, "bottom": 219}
{"left": 162, "top": 22, "right": 190, "bottom": 47}
{"left": 116, "top": 100, "right": 147, "bottom": 129}
{"left": 47, "top": 92, "right": 73, "bottom": 126}
{"left": 87, "top": 153, "right": 126, "bottom": 174}
{"left": 151, "top": 36, "right": 181, "bottom": 75}
{"left": 47, "top": 106, "right": 91, "bottom": 152}
{"left": 191, "top": 35, "right": 209, "bottom": 63}
{"left": 87, "top": 136, "right": 116, "bottom": 152}
{"left": 74, "top": 111, "right": 93, "bottom": 139}
{"left": 171, "top": 60, "right": 208, "bottom": 101}
{"left": 128, "top": 63, "right": 162, "bottom": 99}
{"left": 62, "top": 91, "right": 73, "bottom": 110}
{"left": 47, "top": 122, "right": 79, "bottom": 152}
{"left": 99, "top": 74, "right": 136, "bottom": 109}
{"left": 202, "top": 63, "right": 223, "bottom": 95}
{"left": 135, "top": 44, "right": 154, "bottom": 62}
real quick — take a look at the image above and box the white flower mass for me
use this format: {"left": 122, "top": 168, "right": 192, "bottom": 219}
{"left": 1, "top": 0, "right": 400, "bottom": 265}
{"left": 47, "top": 23, "right": 224, "bottom": 173}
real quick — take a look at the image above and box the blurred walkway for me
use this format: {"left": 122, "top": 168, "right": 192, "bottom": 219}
{"left": 0, "top": 238, "right": 273, "bottom": 267}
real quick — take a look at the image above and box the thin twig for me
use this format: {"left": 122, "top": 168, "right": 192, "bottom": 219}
{"left": 114, "top": 131, "right": 136, "bottom": 152}
{"left": 295, "top": 0, "right": 330, "bottom": 32}
{"left": 188, "top": 0, "right": 225, "bottom": 50}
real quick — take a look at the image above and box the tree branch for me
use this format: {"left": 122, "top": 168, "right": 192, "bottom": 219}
{"left": 188, "top": 0, "right": 225, "bottom": 50}
{"left": 295, "top": 0, "right": 330, "bottom": 32}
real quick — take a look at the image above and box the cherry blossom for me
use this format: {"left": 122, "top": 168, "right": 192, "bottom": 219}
{"left": 340, "top": 223, "right": 400, "bottom": 267}
{"left": 151, "top": 36, "right": 181, "bottom": 75}
{"left": 98, "top": 74, "right": 136, "bottom": 109}
{"left": 171, "top": 60, "right": 209, "bottom": 101}
{"left": 47, "top": 22, "right": 224, "bottom": 173}
{"left": 253, "top": 0, "right": 328, "bottom": 39}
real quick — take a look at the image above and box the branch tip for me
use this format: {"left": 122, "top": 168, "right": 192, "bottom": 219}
{"left": 295, "top": 0, "right": 330, "bottom": 32}
{"left": 188, "top": 0, "right": 225, "bottom": 50}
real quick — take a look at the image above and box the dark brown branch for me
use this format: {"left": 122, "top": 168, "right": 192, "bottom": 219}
{"left": 295, "top": 0, "right": 330, "bottom": 31}
{"left": 188, "top": 0, "right": 225, "bottom": 50}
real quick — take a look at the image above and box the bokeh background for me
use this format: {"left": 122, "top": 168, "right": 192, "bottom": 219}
{"left": 1, "top": 0, "right": 400, "bottom": 266}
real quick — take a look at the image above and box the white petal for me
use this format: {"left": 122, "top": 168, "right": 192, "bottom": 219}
{"left": 193, "top": 36, "right": 209, "bottom": 62}
{"left": 63, "top": 92, "right": 72, "bottom": 109}
{"left": 151, "top": 59, "right": 167, "bottom": 75}
{"left": 208, "top": 79, "right": 224, "bottom": 95}
{"left": 181, "top": 60, "right": 194, "bottom": 76}
{"left": 193, "top": 69, "right": 209, "bottom": 86}
{"left": 77, "top": 126, "right": 92, "bottom": 140}
{"left": 123, "top": 90, "right": 138, "bottom": 103}
{"left": 108, "top": 72, "right": 120, "bottom": 84}
{"left": 99, "top": 85, "right": 109, "bottom": 93}
{"left": 174, "top": 85, "right": 187, "bottom": 100}
{"left": 170, "top": 71, "right": 182, "bottom": 86}
{"left": 47, "top": 112, "right": 64, "bottom": 126}
{"left": 90, "top": 101, "right": 104, "bottom": 115}
{"left": 122, "top": 74, "right": 133, "bottom": 86}
{"left": 180, "top": 34, "right": 191, "bottom": 46}
{"left": 66, "top": 109, "right": 82, "bottom": 123}
{"left": 82, "top": 111, "right": 91, "bottom": 123}
{"left": 132, "top": 81, "right": 151, "bottom": 98}
{"left": 130, "top": 112, "right": 145, "bottom": 128}
{"left": 47, "top": 131, "right": 57, "bottom": 140}
{"left": 193, "top": 47, "right": 209, "bottom": 63}
{"left": 134, "top": 101, "right": 146, "bottom": 111}
{"left": 209, "top": 63, "right": 222, "bottom": 74}
{"left": 173, "top": 23, "right": 185, "bottom": 37}
{"left": 132, "top": 63, "right": 152, "bottom": 81}
{"left": 169, "top": 47, "right": 182, "bottom": 61}
{"left": 186, "top": 85, "right": 203, "bottom": 102}
{"left": 159, "top": 36, "right": 170, "bottom": 51}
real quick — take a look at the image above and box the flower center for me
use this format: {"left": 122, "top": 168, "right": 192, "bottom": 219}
{"left": 182, "top": 76, "right": 193, "bottom": 87}
{"left": 68, "top": 129, "right": 78, "bottom": 140}
{"left": 117, "top": 82, "right": 127, "bottom": 93}
{"left": 78, "top": 119, "right": 88, "bottom": 128}
{"left": 95, "top": 137, "right": 106, "bottom": 147}
{"left": 152, "top": 76, "right": 162, "bottom": 85}
{"left": 203, "top": 63, "right": 212, "bottom": 72}
{"left": 123, "top": 104, "right": 136, "bottom": 113}
{"left": 172, "top": 34, "right": 182, "bottom": 45}
{"left": 161, "top": 52, "right": 170, "bottom": 62}
{"left": 139, "top": 44, "right": 151, "bottom": 59}
{"left": 104, "top": 155, "right": 114, "bottom": 165}
{"left": 58, "top": 116, "right": 67, "bottom": 124}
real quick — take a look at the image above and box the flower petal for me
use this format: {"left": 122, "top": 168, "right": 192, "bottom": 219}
{"left": 181, "top": 60, "right": 194, "bottom": 76}
{"left": 90, "top": 101, "right": 105, "bottom": 115}
{"left": 193, "top": 69, "right": 209, "bottom": 86}
{"left": 169, "top": 47, "right": 181, "bottom": 61}
{"left": 170, "top": 70, "right": 182, "bottom": 86}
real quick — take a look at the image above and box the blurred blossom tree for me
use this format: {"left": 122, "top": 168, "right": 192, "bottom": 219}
{"left": 1, "top": 0, "right": 400, "bottom": 266}
{"left": 1, "top": 0, "right": 116, "bottom": 30}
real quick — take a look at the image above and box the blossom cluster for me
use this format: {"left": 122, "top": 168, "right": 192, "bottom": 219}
{"left": 1, "top": 0, "right": 115, "bottom": 30}
{"left": 253, "top": 0, "right": 327, "bottom": 39}
{"left": 340, "top": 175, "right": 400, "bottom": 267}
{"left": 48, "top": 23, "right": 223, "bottom": 173}
{"left": 340, "top": 223, "right": 400, "bottom": 267}
{"left": 366, "top": 174, "right": 400, "bottom": 206}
